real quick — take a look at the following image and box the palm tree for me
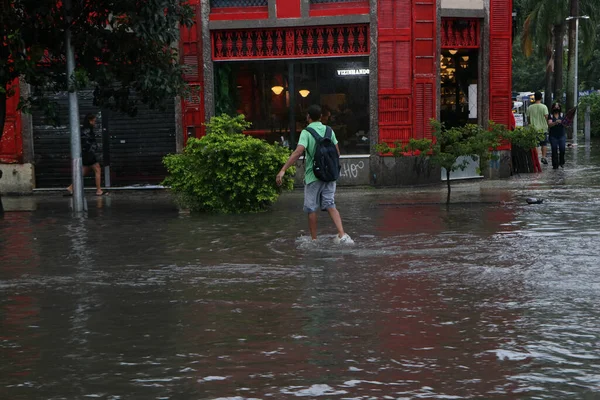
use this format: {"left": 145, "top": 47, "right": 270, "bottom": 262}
{"left": 565, "top": 0, "right": 597, "bottom": 112}
{"left": 521, "top": 0, "right": 569, "bottom": 107}
{"left": 520, "top": 0, "right": 597, "bottom": 107}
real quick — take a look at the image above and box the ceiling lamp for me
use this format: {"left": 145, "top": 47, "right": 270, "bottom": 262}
{"left": 449, "top": 49, "right": 458, "bottom": 55}
{"left": 446, "top": 67, "right": 455, "bottom": 73}
{"left": 299, "top": 89, "right": 310, "bottom": 98}
{"left": 441, "top": 64, "right": 447, "bottom": 69}
{"left": 271, "top": 85, "right": 284, "bottom": 95}
{"left": 462, "top": 56, "right": 469, "bottom": 61}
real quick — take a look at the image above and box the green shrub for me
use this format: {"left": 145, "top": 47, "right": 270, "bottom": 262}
{"left": 501, "top": 124, "right": 544, "bottom": 150}
{"left": 578, "top": 93, "right": 600, "bottom": 137}
{"left": 163, "top": 114, "right": 295, "bottom": 213}
{"left": 376, "top": 120, "right": 500, "bottom": 203}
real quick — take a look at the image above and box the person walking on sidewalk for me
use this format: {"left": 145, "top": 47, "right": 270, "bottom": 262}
{"left": 547, "top": 102, "right": 566, "bottom": 169}
{"left": 527, "top": 92, "right": 550, "bottom": 165}
{"left": 276, "top": 105, "right": 353, "bottom": 244}
{"left": 66, "top": 114, "right": 108, "bottom": 196}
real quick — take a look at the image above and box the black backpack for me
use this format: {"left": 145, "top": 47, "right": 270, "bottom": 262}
{"left": 305, "top": 126, "right": 340, "bottom": 182}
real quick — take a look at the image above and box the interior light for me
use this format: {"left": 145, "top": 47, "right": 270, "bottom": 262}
{"left": 299, "top": 89, "right": 310, "bottom": 98}
{"left": 271, "top": 85, "right": 284, "bottom": 95}
{"left": 446, "top": 68, "right": 456, "bottom": 73}
{"left": 449, "top": 49, "right": 458, "bottom": 55}
{"left": 462, "top": 56, "right": 469, "bottom": 61}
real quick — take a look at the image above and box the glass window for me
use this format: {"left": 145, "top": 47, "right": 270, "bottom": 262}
{"left": 210, "top": 0, "right": 267, "bottom": 8}
{"left": 440, "top": 49, "right": 479, "bottom": 128}
{"left": 214, "top": 58, "right": 370, "bottom": 155}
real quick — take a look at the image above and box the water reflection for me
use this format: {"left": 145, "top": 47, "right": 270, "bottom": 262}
{"left": 1, "top": 143, "right": 600, "bottom": 398}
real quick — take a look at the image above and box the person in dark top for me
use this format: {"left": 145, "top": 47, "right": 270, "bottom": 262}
{"left": 66, "top": 114, "right": 107, "bottom": 196}
{"left": 547, "top": 102, "right": 566, "bottom": 170}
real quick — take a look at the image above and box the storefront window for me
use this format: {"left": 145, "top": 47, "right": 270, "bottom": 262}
{"left": 214, "top": 58, "right": 370, "bottom": 155}
{"left": 440, "top": 49, "right": 479, "bottom": 128}
{"left": 210, "top": 0, "right": 267, "bottom": 8}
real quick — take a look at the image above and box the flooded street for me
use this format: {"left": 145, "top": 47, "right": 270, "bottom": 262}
{"left": 1, "top": 144, "right": 600, "bottom": 399}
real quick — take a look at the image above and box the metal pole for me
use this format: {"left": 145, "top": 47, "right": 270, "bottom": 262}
{"left": 65, "top": 0, "right": 85, "bottom": 212}
{"left": 288, "top": 62, "right": 296, "bottom": 147}
{"left": 573, "top": 18, "right": 579, "bottom": 146}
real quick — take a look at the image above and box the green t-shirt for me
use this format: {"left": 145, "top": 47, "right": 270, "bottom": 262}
{"left": 298, "top": 122, "right": 338, "bottom": 185}
{"left": 527, "top": 103, "right": 549, "bottom": 133}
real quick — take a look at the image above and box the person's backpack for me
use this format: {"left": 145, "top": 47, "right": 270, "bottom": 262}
{"left": 305, "top": 126, "right": 340, "bottom": 182}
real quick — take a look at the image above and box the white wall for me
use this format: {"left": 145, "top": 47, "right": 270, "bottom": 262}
{"left": 441, "top": 0, "right": 484, "bottom": 9}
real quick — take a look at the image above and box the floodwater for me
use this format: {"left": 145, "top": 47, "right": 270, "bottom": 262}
{"left": 1, "top": 144, "right": 600, "bottom": 399}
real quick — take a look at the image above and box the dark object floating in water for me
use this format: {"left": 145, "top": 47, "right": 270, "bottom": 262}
{"left": 526, "top": 198, "right": 544, "bottom": 204}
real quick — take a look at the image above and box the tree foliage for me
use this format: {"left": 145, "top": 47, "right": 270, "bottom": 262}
{"left": 163, "top": 114, "right": 296, "bottom": 214}
{"left": 502, "top": 125, "right": 545, "bottom": 149}
{"left": 515, "top": 0, "right": 599, "bottom": 106}
{"left": 0, "top": 0, "right": 194, "bottom": 139}
{"left": 578, "top": 92, "right": 600, "bottom": 137}
{"left": 376, "top": 120, "right": 501, "bottom": 203}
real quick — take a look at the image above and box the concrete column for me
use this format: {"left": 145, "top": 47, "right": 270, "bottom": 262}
{"left": 201, "top": 0, "right": 215, "bottom": 120}
{"left": 300, "top": 0, "right": 310, "bottom": 18}
{"left": 481, "top": 0, "right": 490, "bottom": 128}
{"left": 368, "top": 0, "right": 379, "bottom": 185}
{"left": 19, "top": 80, "right": 34, "bottom": 165}
{"left": 175, "top": 96, "right": 184, "bottom": 152}
{"left": 269, "top": 0, "right": 277, "bottom": 19}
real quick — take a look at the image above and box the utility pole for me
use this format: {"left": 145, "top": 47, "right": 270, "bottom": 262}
{"left": 65, "top": 0, "right": 85, "bottom": 212}
{"left": 565, "top": 15, "right": 589, "bottom": 146}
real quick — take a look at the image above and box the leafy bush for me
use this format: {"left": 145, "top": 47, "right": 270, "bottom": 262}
{"left": 578, "top": 92, "right": 600, "bottom": 137}
{"left": 163, "top": 114, "right": 295, "bottom": 213}
{"left": 501, "top": 124, "right": 544, "bottom": 150}
{"left": 376, "top": 120, "right": 500, "bottom": 203}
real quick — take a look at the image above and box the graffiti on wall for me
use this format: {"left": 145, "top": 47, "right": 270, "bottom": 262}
{"left": 339, "top": 160, "right": 366, "bottom": 179}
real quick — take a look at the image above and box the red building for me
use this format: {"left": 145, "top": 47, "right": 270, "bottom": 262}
{"left": 0, "top": 0, "right": 513, "bottom": 191}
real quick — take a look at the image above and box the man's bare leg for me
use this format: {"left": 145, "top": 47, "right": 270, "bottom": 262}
{"left": 308, "top": 212, "right": 318, "bottom": 240}
{"left": 327, "top": 207, "right": 345, "bottom": 238}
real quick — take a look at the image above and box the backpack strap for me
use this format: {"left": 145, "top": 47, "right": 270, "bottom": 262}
{"left": 324, "top": 126, "right": 332, "bottom": 140}
{"left": 305, "top": 127, "right": 322, "bottom": 143}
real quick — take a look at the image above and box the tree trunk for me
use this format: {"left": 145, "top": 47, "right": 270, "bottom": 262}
{"left": 553, "top": 23, "right": 566, "bottom": 104}
{"left": 446, "top": 170, "right": 451, "bottom": 204}
{"left": 566, "top": 0, "right": 579, "bottom": 112}
{"left": 545, "top": 46, "right": 554, "bottom": 108}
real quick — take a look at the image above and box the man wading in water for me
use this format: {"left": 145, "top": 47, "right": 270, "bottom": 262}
{"left": 276, "top": 105, "right": 353, "bottom": 244}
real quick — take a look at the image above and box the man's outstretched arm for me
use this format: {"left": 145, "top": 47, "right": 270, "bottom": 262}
{"left": 276, "top": 145, "right": 305, "bottom": 186}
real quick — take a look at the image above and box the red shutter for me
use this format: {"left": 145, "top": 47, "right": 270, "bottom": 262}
{"left": 412, "top": 0, "right": 436, "bottom": 140}
{"left": 180, "top": 4, "right": 205, "bottom": 142}
{"left": 378, "top": 0, "right": 436, "bottom": 148}
{"left": 377, "top": 0, "right": 412, "bottom": 147}
{"left": 489, "top": 0, "right": 512, "bottom": 127}
{"left": 0, "top": 80, "right": 23, "bottom": 164}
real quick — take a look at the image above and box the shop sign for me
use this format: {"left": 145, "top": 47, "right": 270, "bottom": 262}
{"left": 337, "top": 69, "right": 370, "bottom": 76}
{"left": 514, "top": 113, "right": 524, "bottom": 127}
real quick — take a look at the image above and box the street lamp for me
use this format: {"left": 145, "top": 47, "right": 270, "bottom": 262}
{"left": 566, "top": 15, "right": 590, "bottom": 145}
